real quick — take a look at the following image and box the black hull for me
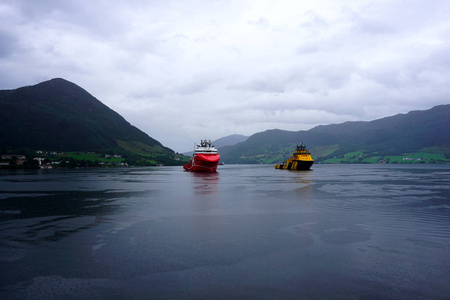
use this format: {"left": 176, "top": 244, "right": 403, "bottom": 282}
{"left": 277, "top": 160, "right": 314, "bottom": 170}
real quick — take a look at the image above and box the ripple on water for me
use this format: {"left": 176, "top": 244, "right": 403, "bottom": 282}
{"left": 320, "top": 225, "right": 372, "bottom": 245}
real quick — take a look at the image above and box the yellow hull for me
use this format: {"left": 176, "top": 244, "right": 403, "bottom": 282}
{"left": 275, "top": 143, "right": 314, "bottom": 170}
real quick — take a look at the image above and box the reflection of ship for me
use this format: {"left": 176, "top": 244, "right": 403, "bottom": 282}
{"left": 183, "top": 140, "right": 220, "bottom": 172}
{"left": 275, "top": 143, "right": 314, "bottom": 170}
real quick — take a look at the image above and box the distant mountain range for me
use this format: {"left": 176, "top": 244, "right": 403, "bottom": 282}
{"left": 218, "top": 105, "right": 450, "bottom": 164}
{"left": 213, "top": 134, "right": 248, "bottom": 148}
{"left": 183, "top": 134, "right": 248, "bottom": 156}
{"left": 0, "top": 78, "right": 183, "bottom": 165}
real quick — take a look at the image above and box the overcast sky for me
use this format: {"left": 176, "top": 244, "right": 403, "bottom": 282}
{"left": 1, "top": 0, "right": 449, "bottom": 152}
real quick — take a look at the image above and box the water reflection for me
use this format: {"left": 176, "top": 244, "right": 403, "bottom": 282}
{"left": 0, "top": 189, "right": 132, "bottom": 245}
{"left": 189, "top": 172, "right": 220, "bottom": 195}
{"left": 291, "top": 170, "right": 313, "bottom": 197}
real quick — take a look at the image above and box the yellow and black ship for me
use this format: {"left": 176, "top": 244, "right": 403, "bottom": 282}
{"left": 275, "top": 143, "right": 314, "bottom": 170}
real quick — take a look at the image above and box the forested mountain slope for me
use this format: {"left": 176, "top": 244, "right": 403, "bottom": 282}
{"left": 219, "top": 105, "right": 450, "bottom": 164}
{"left": 0, "top": 78, "right": 183, "bottom": 165}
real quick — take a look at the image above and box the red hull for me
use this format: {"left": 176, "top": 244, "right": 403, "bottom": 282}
{"left": 183, "top": 154, "right": 220, "bottom": 172}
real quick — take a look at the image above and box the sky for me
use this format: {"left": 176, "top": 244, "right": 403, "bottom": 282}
{"left": 1, "top": 0, "right": 450, "bottom": 152}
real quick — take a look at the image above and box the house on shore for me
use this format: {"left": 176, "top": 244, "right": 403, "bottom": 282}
{"left": 1, "top": 154, "right": 27, "bottom": 166}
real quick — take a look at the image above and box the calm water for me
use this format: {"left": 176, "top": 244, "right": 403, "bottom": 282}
{"left": 0, "top": 164, "right": 449, "bottom": 299}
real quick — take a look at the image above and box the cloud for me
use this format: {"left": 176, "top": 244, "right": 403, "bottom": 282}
{"left": 1, "top": 0, "right": 450, "bottom": 152}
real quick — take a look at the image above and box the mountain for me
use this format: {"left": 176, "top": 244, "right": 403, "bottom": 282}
{"left": 213, "top": 134, "right": 248, "bottom": 148}
{"left": 219, "top": 105, "right": 450, "bottom": 164}
{"left": 0, "top": 78, "right": 184, "bottom": 165}
{"left": 183, "top": 134, "right": 248, "bottom": 155}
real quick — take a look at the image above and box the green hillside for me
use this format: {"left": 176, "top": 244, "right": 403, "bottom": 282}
{"left": 219, "top": 105, "right": 450, "bottom": 164}
{"left": 0, "top": 78, "right": 187, "bottom": 166}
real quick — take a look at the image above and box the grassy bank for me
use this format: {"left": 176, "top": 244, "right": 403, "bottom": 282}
{"left": 320, "top": 151, "right": 450, "bottom": 164}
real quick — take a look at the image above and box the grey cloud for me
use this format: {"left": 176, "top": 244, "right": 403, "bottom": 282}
{"left": 297, "top": 10, "right": 329, "bottom": 30}
{"left": 10, "top": 0, "right": 75, "bottom": 20}
{"left": 248, "top": 17, "right": 270, "bottom": 28}
{"left": 1, "top": 0, "right": 450, "bottom": 152}
{"left": 176, "top": 80, "right": 212, "bottom": 95}
{"left": 0, "top": 31, "right": 19, "bottom": 58}
{"left": 296, "top": 43, "right": 321, "bottom": 55}
{"left": 240, "top": 79, "right": 286, "bottom": 94}
{"left": 231, "top": 60, "right": 355, "bottom": 97}
{"left": 360, "top": 44, "right": 450, "bottom": 93}
{"left": 426, "top": 46, "right": 450, "bottom": 70}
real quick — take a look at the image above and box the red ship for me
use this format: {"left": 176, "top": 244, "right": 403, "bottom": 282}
{"left": 183, "top": 140, "right": 220, "bottom": 172}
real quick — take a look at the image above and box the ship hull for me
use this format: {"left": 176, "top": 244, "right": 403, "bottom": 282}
{"left": 275, "top": 160, "right": 314, "bottom": 170}
{"left": 183, "top": 154, "right": 220, "bottom": 172}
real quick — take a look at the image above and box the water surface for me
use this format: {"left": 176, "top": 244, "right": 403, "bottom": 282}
{"left": 1, "top": 164, "right": 449, "bottom": 299}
